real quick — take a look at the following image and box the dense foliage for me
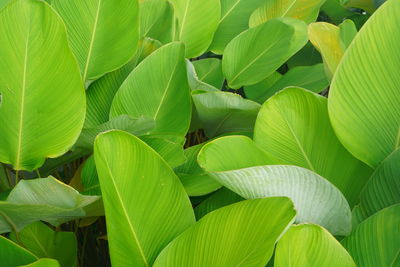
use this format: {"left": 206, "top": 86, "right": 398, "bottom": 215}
{"left": 0, "top": 0, "right": 398, "bottom": 266}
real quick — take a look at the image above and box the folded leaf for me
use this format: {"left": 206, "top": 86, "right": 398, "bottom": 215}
{"left": 0, "top": 177, "right": 100, "bottom": 233}
{"left": 94, "top": 130, "right": 195, "bottom": 266}
{"left": 329, "top": 0, "right": 400, "bottom": 167}
{"left": 52, "top": 0, "right": 139, "bottom": 80}
{"left": 223, "top": 17, "right": 308, "bottom": 89}
{"left": 192, "top": 58, "right": 224, "bottom": 89}
{"left": 0, "top": 0, "right": 85, "bottom": 171}
{"left": 254, "top": 87, "right": 372, "bottom": 206}
{"left": 153, "top": 197, "right": 296, "bottom": 266}
{"left": 275, "top": 224, "right": 356, "bottom": 266}
{"left": 342, "top": 204, "right": 400, "bottom": 267}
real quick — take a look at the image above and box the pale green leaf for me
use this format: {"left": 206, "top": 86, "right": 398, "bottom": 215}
{"left": 110, "top": 42, "right": 191, "bottom": 137}
{"left": 328, "top": 0, "right": 400, "bottom": 167}
{"left": 52, "top": 0, "right": 139, "bottom": 81}
{"left": 254, "top": 87, "right": 372, "bottom": 206}
{"left": 249, "top": 0, "right": 327, "bottom": 27}
{"left": 223, "top": 17, "right": 308, "bottom": 89}
{"left": 94, "top": 130, "right": 195, "bottom": 267}
{"left": 153, "top": 197, "right": 296, "bottom": 266}
{"left": 0, "top": 0, "right": 85, "bottom": 171}
{"left": 275, "top": 224, "right": 356, "bottom": 267}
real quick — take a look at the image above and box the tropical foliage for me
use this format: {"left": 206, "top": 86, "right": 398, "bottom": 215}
{"left": 0, "top": 0, "right": 398, "bottom": 266}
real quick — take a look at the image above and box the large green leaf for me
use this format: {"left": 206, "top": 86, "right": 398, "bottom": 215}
{"left": 94, "top": 130, "right": 195, "bottom": 267}
{"left": 254, "top": 87, "right": 372, "bottom": 206}
{"left": 139, "top": 0, "right": 174, "bottom": 44}
{"left": 342, "top": 204, "right": 400, "bottom": 267}
{"left": 169, "top": 0, "right": 220, "bottom": 58}
{"left": 110, "top": 42, "right": 191, "bottom": 137}
{"left": 192, "top": 58, "right": 224, "bottom": 89}
{"left": 175, "top": 143, "right": 221, "bottom": 197}
{"left": 198, "top": 145, "right": 351, "bottom": 235}
{"left": 222, "top": 17, "right": 308, "bottom": 89}
{"left": 353, "top": 150, "right": 400, "bottom": 224}
{"left": 244, "top": 64, "right": 329, "bottom": 103}
{"left": 194, "top": 187, "right": 244, "bottom": 220}
{"left": 192, "top": 91, "right": 261, "bottom": 137}
{"left": 328, "top": 0, "right": 400, "bottom": 168}
{"left": 0, "top": 0, "right": 85, "bottom": 171}
{"left": 249, "top": 0, "right": 327, "bottom": 27}
{"left": 209, "top": 0, "right": 266, "bottom": 54}
{"left": 10, "top": 222, "right": 76, "bottom": 267}
{"left": 0, "top": 236, "right": 37, "bottom": 267}
{"left": 85, "top": 38, "right": 161, "bottom": 128}
{"left": 275, "top": 224, "right": 356, "bottom": 266}
{"left": 153, "top": 197, "right": 296, "bottom": 266}
{"left": 52, "top": 0, "right": 139, "bottom": 81}
{"left": 0, "top": 177, "right": 100, "bottom": 233}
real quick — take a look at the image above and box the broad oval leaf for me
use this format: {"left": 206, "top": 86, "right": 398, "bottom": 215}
{"left": 254, "top": 87, "right": 372, "bottom": 206}
{"left": 209, "top": 0, "right": 266, "bottom": 54}
{"left": 0, "top": 236, "right": 37, "bottom": 266}
{"left": 223, "top": 17, "right": 308, "bottom": 89}
{"left": 198, "top": 146, "right": 351, "bottom": 236}
{"left": 110, "top": 42, "right": 191, "bottom": 137}
{"left": 94, "top": 130, "right": 195, "bottom": 267}
{"left": 153, "top": 197, "right": 296, "bottom": 266}
{"left": 328, "top": 0, "right": 400, "bottom": 167}
{"left": 275, "top": 224, "right": 356, "bottom": 267}
{"left": 342, "top": 204, "right": 400, "bottom": 267}
{"left": 0, "top": 177, "right": 100, "bottom": 233}
{"left": 52, "top": 0, "right": 139, "bottom": 81}
{"left": 0, "top": 0, "right": 85, "bottom": 171}
{"left": 353, "top": 150, "right": 400, "bottom": 224}
{"left": 249, "top": 0, "right": 327, "bottom": 27}
{"left": 169, "top": 0, "right": 220, "bottom": 58}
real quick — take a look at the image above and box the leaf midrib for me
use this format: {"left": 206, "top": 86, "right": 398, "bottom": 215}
{"left": 83, "top": 0, "right": 102, "bottom": 81}
{"left": 178, "top": 0, "right": 190, "bottom": 40}
{"left": 102, "top": 155, "right": 149, "bottom": 267}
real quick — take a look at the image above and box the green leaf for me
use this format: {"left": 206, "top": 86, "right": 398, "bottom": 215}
{"left": 186, "top": 61, "right": 219, "bottom": 92}
{"left": 249, "top": 0, "right": 327, "bottom": 27}
{"left": 223, "top": 17, "right": 308, "bottom": 89}
{"left": 254, "top": 87, "right": 372, "bottom": 206}
{"left": 21, "top": 259, "right": 60, "bottom": 267}
{"left": 275, "top": 224, "right": 356, "bottom": 266}
{"left": 192, "top": 58, "right": 224, "bottom": 89}
{"left": 110, "top": 42, "right": 191, "bottom": 137}
{"left": 194, "top": 187, "right": 244, "bottom": 219}
{"left": 81, "top": 156, "right": 100, "bottom": 196}
{"left": 52, "top": 0, "right": 139, "bottom": 81}
{"left": 85, "top": 38, "right": 161, "bottom": 128}
{"left": 153, "top": 197, "right": 296, "bottom": 266}
{"left": 286, "top": 42, "right": 322, "bottom": 68}
{"left": 139, "top": 0, "right": 174, "bottom": 44}
{"left": 175, "top": 143, "right": 222, "bottom": 197}
{"left": 342, "top": 204, "right": 400, "bottom": 267}
{"left": 169, "top": 0, "right": 220, "bottom": 58}
{"left": 339, "top": 19, "right": 358, "bottom": 48}
{"left": 198, "top": 144, "right": 351, "bottom": 235}
{"left": 244, "top": 64, "right": 329, "bottom": 103}
{"left": 244, "top": 72, "right": 282, "bottom": 103}
{"left": 209, "top": 0, "right": 266, "bottom": 54}
{"left": 0, "top": 177, "right": 100, "bottom": 233}
{"left": 94, "top": 130, "right": 195, "bottom": 267}
{"left": 328, "top": 0, "right": 400, "bottom": 168}
{"left": 192, "top": 91, "right": 261, "bottom": 137}
{"left": 10, "top": 222, "right": 76, "bottom": 267}
{"left": 0, "top": 236, "right": 37, "bottom": 267}
{"left": 0, "top": 0, "right": 85, "bottom": 171}
{"left": 353, "top": 150, "right": 400, "bottom": 224}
